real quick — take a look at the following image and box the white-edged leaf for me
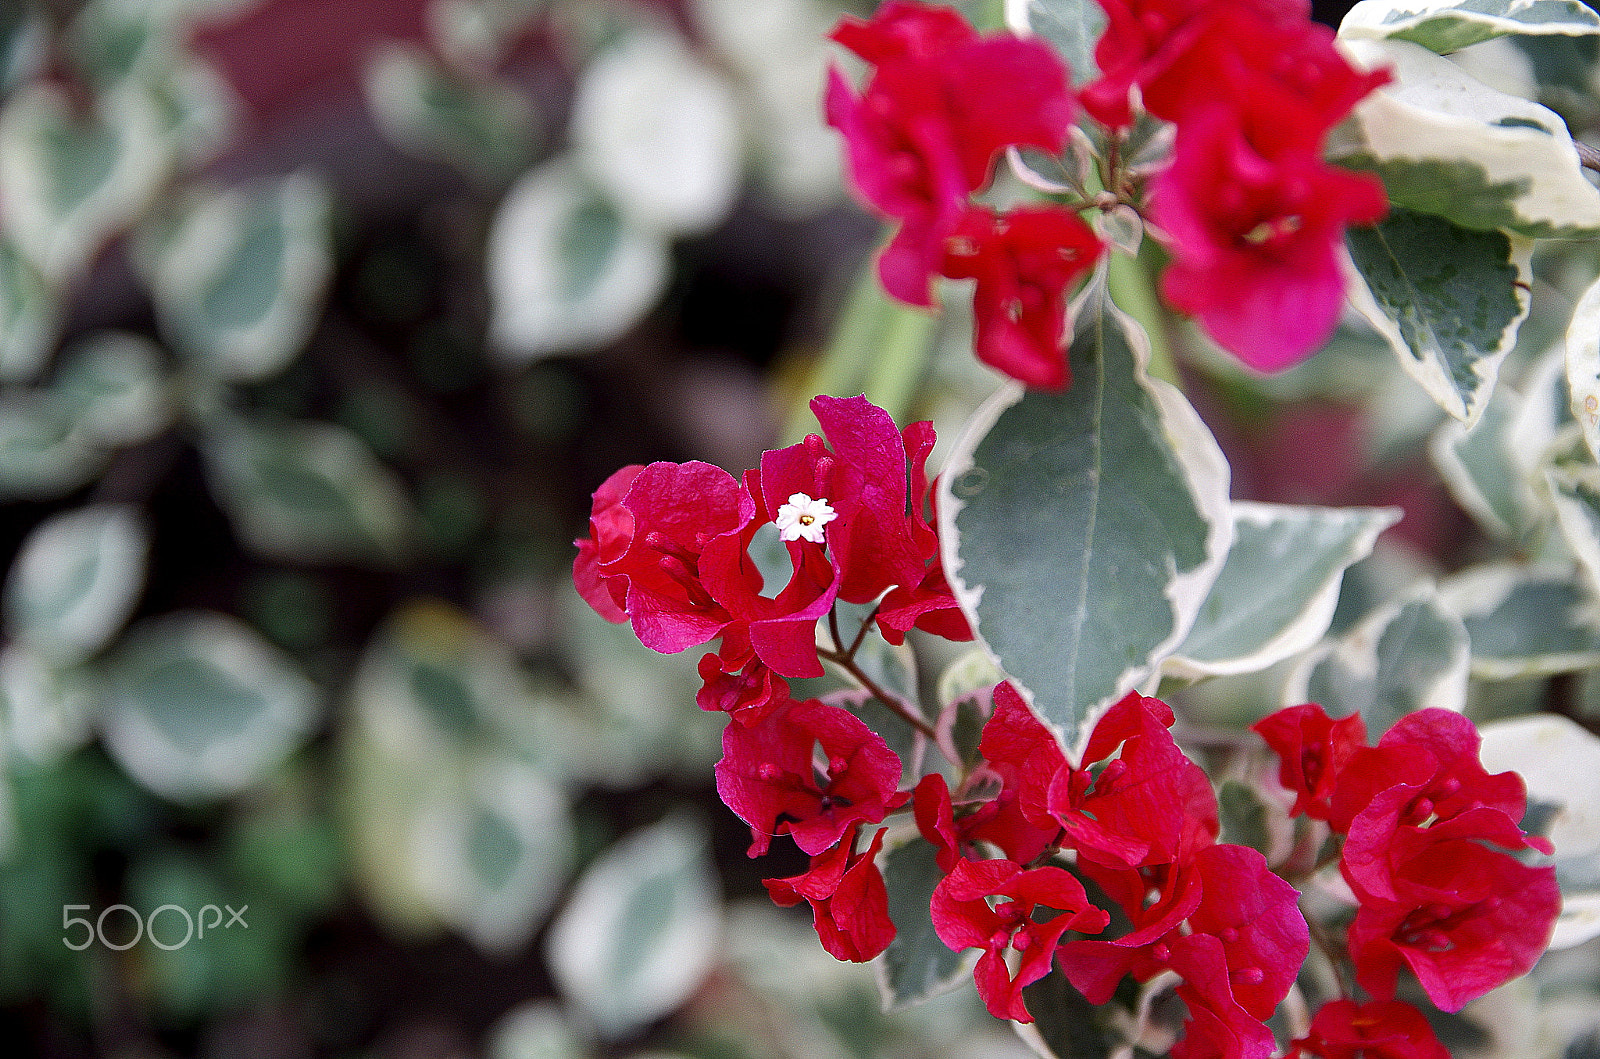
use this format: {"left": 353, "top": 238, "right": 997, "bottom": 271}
{"left": 4, "top": 503, "right": 148, "bottom": 665}
{"left": 0, "top": 643, "right": 98, "bottom": 765}
{"left": 140, "top": 171, "right": 333, "bottom": 383}
{"left": 1548, "top": 465, "right": 1600, "bottom": 596}
{"left": 0, "top": 81, "right": 171, "bottom": 281}
{"left": 0, "top": 233, "right": 58, "bottom": 382}
{"left": 878, "top": 834, "right": 971, "bottom": 1010}
{"left": 486, "top": 1002, "right": 588, "bottom": 1059}
{"left": 1344, "top": 207, "right": 1532, "bottom": 426}
{"left": 486, "top": 156, "right": 670, "bottom": 360}
{"left": 200, "top": 413, "right": 412, "bottom": 566}
{"left": 1564, "top": 269, "right": 1600, "bottom": 464}
{"left": 1430, "top": 386, "right": 1543, "bottom": 538}
{"left": 1164, "top": 502, "right": 1401, "bottom": 679}
{"left": 1439, "top": 562, "right": 1600, "bottom": 676}
{"left": 1005, "top": 0, "right": 1107, "bottom": 85}
{"left": 52, "top": 330, "right": 174, "bottom": 447}
{"left": 0, "top": 392, "right": 105, "bottom": 500}
{"left": 1341, "top": 0, "right": 1600, "bottom": 53}
{"left": 1337, "top": 38, "right": 1600, "bottom": 236}
{"left": 365, "top": 43, "right": 536, "bottom": 180}
{"left": 938, "top": 283, "right": 1232, "bottom": 756}
{"left": 1283, "top": 583, "right": 1471, "bottom": 735}
{"left": 545, "top": 815, "right": 721, "bottom": 1037}
{"left": 100, "top": 610, "right": 319, "bottom": 801}
{"left": 571, "top": 29, "right": 741, "bottom": 237}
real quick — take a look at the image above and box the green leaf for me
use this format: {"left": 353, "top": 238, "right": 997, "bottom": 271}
{"left": 1549, "top": 465, "right": 1600, "bottom": 595}
{"left": 52, "top": 330, "right": 173, "bottom": 447}
{"left": 1285, "top": 584, "right": 1471, "bottom": 736}
{"left": 1335, "top": 39, "right": 1600, "bottom": 236}
{"left": 200, "top": 413, "right": 413, "bottom": 566}
{"left": 877, "top": 835, "right": 970, "bottom": 1010}
{"left": 1005, "top": 0, "right": 1107, "bottom": 85}
{"left": 0, "top": 234, "right": 58, "bottom": 382}
{"left": 1165, "top": 502, "right": 1401, "bottom": 679}
{"left": 1016, "top": 972, "right": 1118, "bottom": 1059}
{"left": 0, "top": 82, "right": 171, "bottom": 281}
{"left": 140, "top": 172, "right": 333, "bottom": 383}
{"left": 1564, "top": 269, "right": 1600, "bottom": 464}
{"left": 101, "top": 611, "right": 319, "bottom": 801}
{"left": 938, "top": 286, "right": 1231, "bottom": 754}
{"left": 1431, "top": 387, "right": 1543, "bottom": 539}
{"left": 1340, "top": 0, "right": 1600, "bottom": 53}
{"left": 1440, "top": 563, "right": 1600, "bottom": 676}
{"left": 1345, "top": 207, "right": 1532, "bottom": 425}
{"left": 365, "top": 44, "right": 537, "bottom": 180}
{"left": 3, "top": 503, "right": 148, "bottom": 665}
{"left": 544, "top": 815, "right": 721, "bottom": 1037}
{"left": 486, "top": 157, "right": 669, "bottom": 360}
{"left": 0, "top": 643, "right": 98, "bottom": 765}
{"left": 0, "top": 392, "right": 105, "bottom": 500}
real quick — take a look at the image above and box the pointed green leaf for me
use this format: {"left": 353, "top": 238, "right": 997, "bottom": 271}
{"left": 1336, "top": 39, "right": 1600, "bottom": 236}
{"left": 1285, "top": 584, "right": 1470, "bottom": 736}
{"left": 1345, "top": 207, "right": 1532, "bottom": 425}
{"left": 1430, "top": 387, "right": 1542, "bottom": 538}
{"left": 140, "top": 172, "right": 333, "bottom": 383}
{"left": 1440, "top": 563, "right": 1600, "bottom": 676}
{"left": 877, "top": 834, "right": 970, "bottom": 1010}
{"left": 101, "top": 611, "right": 319, "bottom": 801}
{"left": 200, "top": 413, "right": 413, "bottom": 566}
{"left": 1341, "top": 0, "right": 1600, "bottom": 54}
{"left": 4, "top": 504, "right": 148, "bottom": 665}
{"left": 487, "top": 157, "right": 669, "bottom": 360}
{"left": 1165, "top": 502, "right": 1401, "bottom": 679}
{"left": 1005, "top": 0, "right": 1106, "bottom": 85}
{"left": 938, "top": 287, "right": 1231, "bottom": 754}
{"left": 544, "top": 816, "right": 721, "bottom": 1037}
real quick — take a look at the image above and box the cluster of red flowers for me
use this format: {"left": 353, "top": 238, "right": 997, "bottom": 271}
{"left": 826, "top": 0, "right": 1392, "bottom": 380}
{"left": 574, "top": 398, "right": 1561, "bottom": 1055}
{"left": 1257, "top": 704, "right": 1561, "bottom": 1054}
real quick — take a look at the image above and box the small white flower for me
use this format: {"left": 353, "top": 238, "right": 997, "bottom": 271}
{"left": 774, "top": 492, "right": 837, "bottom": 544}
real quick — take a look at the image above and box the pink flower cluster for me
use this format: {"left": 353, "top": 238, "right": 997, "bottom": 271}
{"left": 826, "top": 1, "right": 1392, "bottom": 379}
{"left": 1257, "top": 705, "right": 1561, "bottom": 1053}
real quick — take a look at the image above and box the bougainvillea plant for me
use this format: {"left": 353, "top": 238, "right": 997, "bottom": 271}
{"left": 574, "top": 0, "right": 1600, "bottom": 1054}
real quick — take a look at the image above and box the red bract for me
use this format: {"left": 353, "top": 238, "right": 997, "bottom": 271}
{"left": 715, "top": 698, "right": 906, "bottom": 857}
{"left": 825, "top": 2, "right": 1075, "bottom": 307}
{"left": 931, "top": 858, "right": 1109, "bottom": 1022}
{"left": 1252, "top": 702, "right": 1366, "bottom": 822}
{"left": 1346, "top": 830, "right": 1560, "bottom": 1012}
{"left": 765, "top": 825, "right": 897, "bottom": 962}
{"left": 1151, "top": 106, "right": 1387, "bottom": 372}
{"left": 574, "top": 460, "right": 753, "bottom": 653}
{"left": 940, "top": 205, "right": 1104, "bottom": 390}
{"left": 1288, "top": 999, "right": 1451, "bottom": 1059}
{"left": 696, "top": 653, "right": 790, "bottom": 727}
{"left": 1048, "top": 690, "right": 1219, "bottom": 869}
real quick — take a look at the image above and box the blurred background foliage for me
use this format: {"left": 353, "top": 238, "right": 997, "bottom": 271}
{"left": 9, "top": 0, "right": 1600, "bottom": 1058}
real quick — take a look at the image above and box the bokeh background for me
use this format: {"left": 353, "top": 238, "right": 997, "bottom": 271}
{"left": 0, "top": 1, "right": 1483, "bottom": 1058}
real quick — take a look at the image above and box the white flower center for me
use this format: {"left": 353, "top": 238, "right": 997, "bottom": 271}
{"left": 774, "top": 492, "right": 837, "bottom": 544}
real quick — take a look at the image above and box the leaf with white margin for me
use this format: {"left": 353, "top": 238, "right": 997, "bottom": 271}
{"left": 1430, "top": 386, "right": 1542, "bottom": 538}
{"left": 365, "top": 44, "right": 536, "bottom": 181}
{"left": 1336, "top": 39, "right": 1600, "bottom": 237}
{"left": 3, "top": 504, "right": 148, "bottom": 666}
{"left": 879, "top": 834, "right": 972, "bottom": 1010}
{"left": 938, "top": 282, "right": 1232, "bottom": 757}
{"left": 0, "top": 82, "right": 171, "bottom": 281}
{"left": 0, "top": 234, "right": 58, "bottom": 382}
{"left": 139, "top": 172, "right": 332, "bottom": 383}
{"left": 1345, "top": 207, "right": 1532, "bottom": 426}
{"left": 52, "top": 330, "right": 173, "bottom": 447}
{"left": 1479, "top": 713, "right": 1600, "bottom": 949}
{"left": 1564, "top": 269, "right": 1600, "bottom": 464}
{"left": 544, "top": 815, "right": 721, "bottom": 1038}
{"left": 487, "top": 157, "right": 670, "bottom": 360}
{"left": 1548, "top": 465, "right": 1600, "bottom": 595}
{"left": 0, "top": 644, "right": 97, "bottom": 765}
{"left": 200, "top": 413, "right": 412, "bottom": 566}
{"left": 101, "top": 610, "right": 319, "bottom": 801}
{"left": 1164, "top": 502, "right": 1401, "bottom": 680}
{"left": 0, "top": 393, "right": 105, "bottom": 500}
{"left": 1340, "top": 0, "right": 1600, "bottom": 54}
{"left": 1439, "top": 562, "right": 1600, "bottom": 676}
{"left": 1004, "top": 0, "right": 1107, "bottom": 86}
{"left": 410, "top": 759, "right": 574, "bottom": 955}
{"left": 570, "top": 29, "right": 740, "bottom": 237}
{"left": 485, "top": 1002, "right": 587, "bottom": 1059}
{"left": 1283, "top": 583, "right": 1470, "bottom": 737}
